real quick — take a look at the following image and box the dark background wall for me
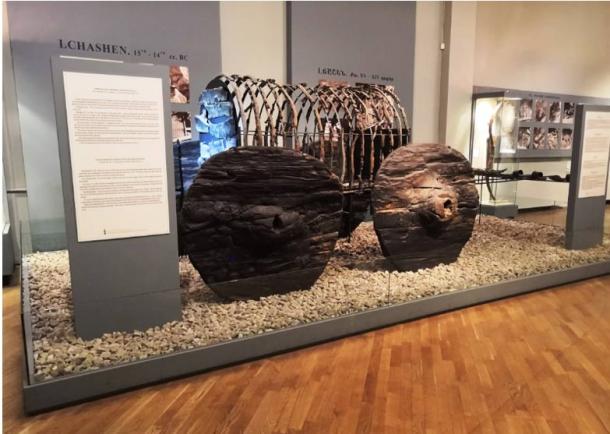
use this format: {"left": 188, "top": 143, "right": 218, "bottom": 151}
{"left": 288, "top": 1, "right": 416, "bottom": 126}
{"left": 7, "top": 1, "right": 221, "bottom": 250}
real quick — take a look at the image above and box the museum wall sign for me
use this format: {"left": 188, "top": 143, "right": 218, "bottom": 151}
{"left": 6, "top": 2, "right": 221, "bottom": 250}
{"left": 57, "top": 39, "right": 190, "bottom": 63}
{"left": 288, "top": 2, "right": 416, "bottom": 126}
{"left": 61, "top": 70, "right": 171, "bottom": 242}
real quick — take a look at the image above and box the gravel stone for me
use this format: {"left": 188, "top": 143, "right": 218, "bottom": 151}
{"left": 25, "top": 217, "right": 610, "bottom": 381}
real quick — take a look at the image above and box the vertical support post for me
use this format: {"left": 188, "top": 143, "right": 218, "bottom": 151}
{"left": 566, "top": 104, "right": 610, "bottom": 250}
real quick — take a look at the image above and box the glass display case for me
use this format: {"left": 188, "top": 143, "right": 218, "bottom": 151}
{"left": 12, "top": 75, "right": 610, "bottom": 414}
{"left": 470, "top": 92, "right": 521, "bottom": 217}
{"left": 470, "top": 89, "right": 575, "bottom": 217}
{"left": 471, "top": 90, "right": 574, "bottom": 160}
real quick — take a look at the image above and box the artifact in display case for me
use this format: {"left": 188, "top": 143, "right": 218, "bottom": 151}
{"left": 469, "top": 89, "right": 583, "bottom": 216}
{"left": 470, "top": 92, "right": 520, "bottom": 216}
{"left": 372, "top": 144, "right": 478, "bottom": 271}
{"left": 19, "top": 76, "right": 610, "bottom": 411}
{"left": 497, "top": 99, "right": 518, "bottom": 154}
{"left": 181, "top": 75, "right": 478, "bottom": 299}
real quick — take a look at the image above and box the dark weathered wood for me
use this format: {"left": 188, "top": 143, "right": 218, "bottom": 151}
{"left": 372, "top": 143, "right": 478, "bottom": 271}
{"left": 338, "top": 189, "right": 371, "bottom": 238}
{"left": 195, "top": 76, "right": 410, "bottom": 187}
{"left": 180, "top": 147, "right": 343, "bottom": 299}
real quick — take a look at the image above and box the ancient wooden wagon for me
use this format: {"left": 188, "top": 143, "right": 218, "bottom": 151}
{"left": 180, "top": 75, "right": 479, "bottom": 299}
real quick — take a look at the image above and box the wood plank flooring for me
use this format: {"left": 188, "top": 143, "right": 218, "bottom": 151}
{"left": 3, "top": 275, "right": 610, "bottom": 433}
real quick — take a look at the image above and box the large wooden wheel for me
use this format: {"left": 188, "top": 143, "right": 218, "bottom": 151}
{"left": 372, "top": 143, "right": 478, "bottom": 271}
{"left": 180, "top": 147, "right": 343, "bottom": 299}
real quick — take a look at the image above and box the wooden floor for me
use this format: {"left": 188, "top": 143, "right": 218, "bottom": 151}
{"left": 3, "top": 275, "right": 610, "bottom": 433}
{"left": 3, "top": 207, "right": 610, "bottom": 433}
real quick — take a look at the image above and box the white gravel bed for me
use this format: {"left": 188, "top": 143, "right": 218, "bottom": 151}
{"left": 26, "top": 216, "right": 610, "bottom": 381}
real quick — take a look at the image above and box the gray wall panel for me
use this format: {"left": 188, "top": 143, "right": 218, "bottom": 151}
{"left": 7, "top": 1, "right": 221, "bottom": 250}
{"left": 288, "top": 1, "right": 416, "bottom": 125}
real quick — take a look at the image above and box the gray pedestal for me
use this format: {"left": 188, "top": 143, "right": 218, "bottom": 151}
{"left": 51, "top": 57, "right": 180, "bottom": 339}
{"left": 3, "top": 224, "right": 14, "bottom": 277}
{"left": 566, "top": 104, "right": 610, "bottom": 250}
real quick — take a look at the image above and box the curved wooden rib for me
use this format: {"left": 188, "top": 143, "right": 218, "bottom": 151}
{"left": 200, "top": 75, "right": 411, "bottom": 186}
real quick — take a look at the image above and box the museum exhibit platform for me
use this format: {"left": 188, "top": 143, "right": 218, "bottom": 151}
{"left": 19, "top": 216, "right": 610, "bottom": 413}
{"left": 13, "top": 69, "right": 610, "bottom": 414}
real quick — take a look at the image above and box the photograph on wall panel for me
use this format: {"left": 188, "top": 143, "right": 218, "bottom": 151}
{"left": 171, "top": 111, "right": 191, "bottom": 141}
{"left": 550, "top": 101, "right": 561, "bottom": 122}
{"left": 519, "top": 98, "right": 533, "bottom": 121}
{"left": 518, "top": 127, "right": 531, "bottom": 149}
{"left": 563, "top": 102, "right": 575, "bottom": 123}
{"left": 170, "top": 65, "right": 190, "bottom": 103}
{"left": 561, "top": 128, "right": 573, "bottom": 149}
{"left": 547, "top": 127, "right": 559, "bottom": 149}
{"left": 535, "top": 99, "right": 548, "bottom": 122}
{"left": 532, "top": 127, "right": 546, "bottom": 149}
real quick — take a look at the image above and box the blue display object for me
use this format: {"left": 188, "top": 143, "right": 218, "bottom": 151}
{"left": 196, "top": 87, "right": 238, "bottom": 165}
{"left": 173, "top": 139, "right": 200, "bottom": 196}
{"left": 174, "top": 87, "right": 239, "bottom": 204}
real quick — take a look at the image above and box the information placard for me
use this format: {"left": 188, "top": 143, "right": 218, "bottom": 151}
{"left": 566, "top": 104, "right": 610, "bottom": 250}
{"left": 63, "top": 71, "right": 170, "bottom": 242}
{"left": 53, "top": 58, "right": 180, "bottom": 338}
{"left": 577, "top": 111, "right": 610, "bottom": 198}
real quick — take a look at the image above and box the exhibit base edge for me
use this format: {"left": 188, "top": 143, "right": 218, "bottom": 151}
{"left": 20, "top": 260, "right": 610, "bottom": 414}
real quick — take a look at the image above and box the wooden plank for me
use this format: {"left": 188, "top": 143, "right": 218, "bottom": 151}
{"left": 180, "top": 146, "right": 343, "bottom": 299}
{"left": 373, "top": 144, "right": 478, "bottom": 271}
